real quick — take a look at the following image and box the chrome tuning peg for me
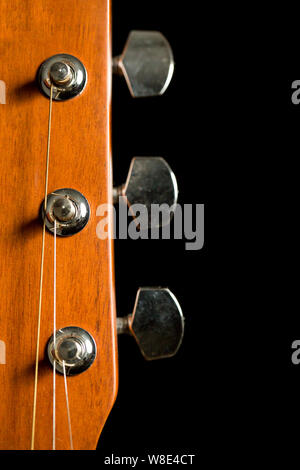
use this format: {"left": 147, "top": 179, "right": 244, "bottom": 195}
{"left": 113, "top": 30, "right": 174, "bottom": 97}
{"left": 113, "top": 157, "right": 178, "bottom": 228}
{"left": 117, "top": 288, "right": 184, "bottom": 360}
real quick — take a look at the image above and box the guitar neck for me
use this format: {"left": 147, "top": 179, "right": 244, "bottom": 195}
{"left": 0, "top": 0, "right": 117, "bottom": 450}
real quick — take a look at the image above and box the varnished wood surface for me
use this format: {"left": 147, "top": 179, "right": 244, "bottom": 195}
{"left": 0, "top": 0, "right": 118, "bottom": 450}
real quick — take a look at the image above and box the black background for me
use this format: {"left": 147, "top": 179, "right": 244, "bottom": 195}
{"left": 96, "top": 0, "right": 209, "bottom": 461}
{"left": 272, "top": 82, "right": 300, "bottom": 464}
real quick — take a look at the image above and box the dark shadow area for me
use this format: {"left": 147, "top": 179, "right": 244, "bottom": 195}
{"left": 19, "top": 217, "right": 41, "bottom": 236}
{"left": 12, "top": 81, "right": 39, "bottom": 102}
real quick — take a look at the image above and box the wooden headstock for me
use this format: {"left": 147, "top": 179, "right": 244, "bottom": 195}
{"left": 0, "top": 0, "right": 117, "bottom": 450}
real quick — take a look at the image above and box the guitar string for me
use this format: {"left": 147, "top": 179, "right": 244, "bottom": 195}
{"left": 53, "top": 359, "right": 56, "bottom": 450}
{"left": 31, "top": 84, "right": 54, "bottom": 450}
{"left": 62, "top": 360, "right": 74, "bottom": 450}
{"left": 52, "top": 219, "right": 57, "bottom": 450}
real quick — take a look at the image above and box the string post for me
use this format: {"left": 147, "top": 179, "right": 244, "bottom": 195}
{"left": 41, "top": 188, "right": 90, "bottom": 237}
{"left": 47, "top": 326, "right": 96, "bottom": 376}
{"left": 37, "top": 53, "right": 87, "bottom": 102}
{"left": 51, "top": 196, "right": 77, "bottom": 223}
{"left": 49, "top": 62, "right": 73, "bottom": 86}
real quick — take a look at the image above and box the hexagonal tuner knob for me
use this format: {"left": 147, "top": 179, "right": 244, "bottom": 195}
{"left": 113, "top": 157, "right": 178, "bottom": 228}
{"left": 113, "top": 30, "right": 174, "bottom": 97}
{"left": 117, "top": 288, "right": 184, "bottom": 360}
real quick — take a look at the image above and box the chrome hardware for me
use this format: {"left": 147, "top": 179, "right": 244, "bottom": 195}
{"left": 37, "top": 53, "right": 87, "bottom": 101}
{"left": 117, "top": 288, "right": 184, "bottom": 360}
{"left": 113, "top": 30, "right": 174, "bottom": 97}
{"left": 41, "top": 188, "right": 90, "bottom": 237}
{"left": 51, "top": 196, "right": 76, "bottom": 223}
{"left": 113, "top": 157, "right": 178, "bottom": 228}
{"left": 49, "top": 62, "right": 73, "bottom": 86}
{"left": 47, "top": 326, "right": 97, "bottom": 376}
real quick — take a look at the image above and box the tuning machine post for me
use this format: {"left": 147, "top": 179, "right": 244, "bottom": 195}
{"left": 117, "top": 288, "right": 184, "bottom": 360}
{"left": 37, "top": 53, "right": 87, "bottom": 101}
{"left": 41, "top": 188, "right": 90, "bottom": 236}
{"left": 113, "top": 157, "right": 178, "bottom": 228}
{"left": 47, "top": 327, "right": 97, "bottom": 376}
{"left": 113, "top": 30, "right": 174, "bottom": 97}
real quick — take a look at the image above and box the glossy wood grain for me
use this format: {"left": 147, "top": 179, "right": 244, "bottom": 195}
{"left": 0, "top": 0, "right": 118, "bottom": 450}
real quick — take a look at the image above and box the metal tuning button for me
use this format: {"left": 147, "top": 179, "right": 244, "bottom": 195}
{"left": 117, "top": 288, "right": 184, "bottom": 360}
{"left": 47, "top": 327, "right": 97, "bottom": 376}
{"left": 41, "top": 188, "right": 90, "bottom": 236}
{"left": 113, "top": 30, "right": 174, "bottom": 97}
{"left": 37, "top": 53, "right": 87, "bottom": 101}
{"left": 113, "top": 157, "right": 178, "bottom": 228}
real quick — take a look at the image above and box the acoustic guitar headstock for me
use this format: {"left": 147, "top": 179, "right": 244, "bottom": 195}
{"left": 0, "top": 0, "right": 184, "bottom": 450}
